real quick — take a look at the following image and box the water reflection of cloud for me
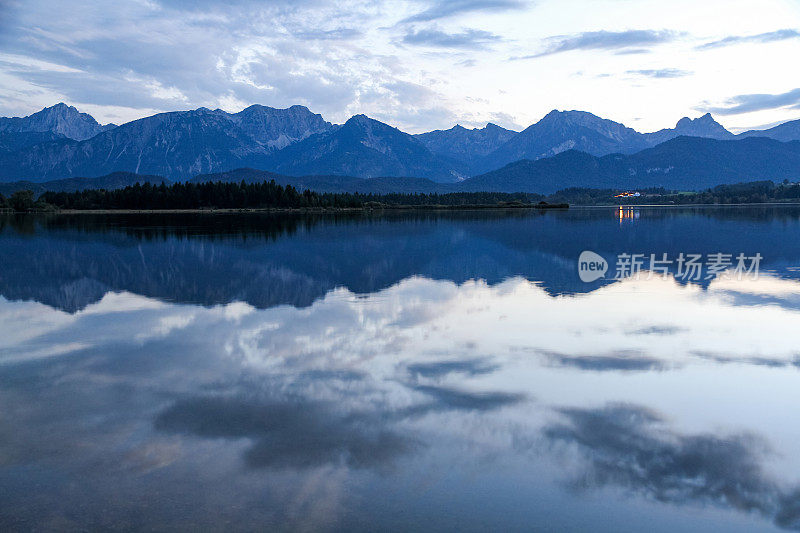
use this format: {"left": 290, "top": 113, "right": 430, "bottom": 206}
{"left": 155, "top": 395, "right": 417, "bottom": 470}
{"left": 406, "top": 358, "right": 499, "bottom": 379}
{"left": 536, "top": 349, "right": 668, "bottom": 372}
{"left": 710, "top": 276, "right": 800, "bottom": 313}
{"left": 545, "top": 403, "right": 800, "bottom": 531}
{"left": 4, "top": 273, "right": 800, "bottom": 528}
{"left": 410, "top": 385, "right": 526, "bottom": 412}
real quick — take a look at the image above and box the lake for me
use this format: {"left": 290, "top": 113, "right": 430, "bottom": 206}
{"left": 2, "top": 207, "right": 800, "bottom": 532}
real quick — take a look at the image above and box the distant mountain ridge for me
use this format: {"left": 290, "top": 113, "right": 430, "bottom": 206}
{"left": 739, "top": 119, "right": 800, "bottom": 143}
{"left": 2, "top": 103, "right": 800, "bottom": 185}
{"left": 0, "top": 103, "right": 115, "bottom": 141}
{"left": 0, "top": 105, "right": 333, "bottom": 182}
{"left": 227, "top": 104, "right": 333, "bottom": 149}
{"left": 261, "top": 114, "right": 464, "bottom": 182}
{"left": 415, "top": 123, "right": 517, "bottom": 168}
{"left": 14, "top": 134, "right": 796, "bottom": 197}
{"left": 192, "top": 167, "right": 448, "bottom": 194}
{"left": 644, "top": 113, "right": 734, "bottom": 145}
{"left": 188, "top": 136, "right": 800, "bottom": 193}
{"left": 462, "top": 136, "right": 800, "bottom": 193}
{"left": 0, "top": 171, "right": 167, "bottom": 197}
{"left": 476, "top": 110, "right": 648, "bottom": 173}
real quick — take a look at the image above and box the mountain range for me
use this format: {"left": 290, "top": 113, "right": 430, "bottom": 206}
{"left": 1, "top": 102, "right": 800, "bottom": 193}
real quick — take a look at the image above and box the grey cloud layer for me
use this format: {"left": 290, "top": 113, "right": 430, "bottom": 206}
{"left": 0, "top": 0, "right": 462, "bottom": 131}
{"left": 402, "top": 0, "right": 529, "bottom": 23}
{"left": 697, "top": 28, "right": 800, "bottom": 50}
{"left": 516, "top": 29, "right": 680, "bottom": 59}
{"left": 701, "top": 88, "right": 800, "bottom": 115}
{"left": 402, "top": 27, "right": 502, "bottom": 49}
{"left": 627, "top": 68, "right": 693, "bottom": 78}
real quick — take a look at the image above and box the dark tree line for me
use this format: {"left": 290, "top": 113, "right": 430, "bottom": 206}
{"left": 10, "top": 178, "right": 799, "bottom": 212}
{"left": 40, "top": 181, "right": 362, "bottom": 210}
{"left": 678, "top": 180, "right": 800, "bottom": 204}
{"left": 357, "top": 191, "right": 545, "bottom": 206}
{"left": 33, "top": 181, "right": 551, "bottom": 211}
{"left": 548, "top": 181, "right": 800, "bottom": 205}
{"left": 0, "top": 190, "right": 40, "bottom": 211}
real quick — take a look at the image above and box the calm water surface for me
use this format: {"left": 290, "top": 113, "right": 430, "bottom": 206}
{"left": 2, "top": 207, "right": 800, "bottom": 531}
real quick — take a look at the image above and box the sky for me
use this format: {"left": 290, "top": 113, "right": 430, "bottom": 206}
{"left": 0, "top": 0, "right": 799, "bottom": 133}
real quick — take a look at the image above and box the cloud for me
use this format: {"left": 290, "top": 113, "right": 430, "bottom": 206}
{"left": 402, "top": 28, "right": 501, "bottom": 49}
{"left": 627, "top": 68, "right": 693, "bottom": 79}
{"left": 690, "top": 350, "right": 797, "bottom": 369}
{"left": 544, "top": 403, "right": 800, "bottom": 530}
{"left": 514, "top": 30, "right": 680, "bottom": 59}
{"left": 293, "top": 27, "right": 364, "bottom": 40}
{"left": 402, "top": 0, "right": 528, "bottom": 23}
{"left": 697, "top": 29, "right": 800, "bottom": 50}
{"left": 699, "top": 88, "right": 800, "bottom": 115}
{"left": 0, "top": 0, "right": 461, "bottom": 128}
{"left": 613, "top": 48, "right": 651, "bottom": 55}
{"left": 625, "top": 325, "right": 687, "bottom": 335}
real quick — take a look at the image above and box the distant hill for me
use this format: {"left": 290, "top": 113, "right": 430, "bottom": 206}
{"left": 0, "top": 171, "right": 167, "bottom": 197}
{"left": 192, "top": 167, "right": 451, "bottom": 194}
{"left": 739, "top": 119, "right": 800, "bottom": 143}
{"left": 461, "top": 136, "right": 800, "bottom": 193}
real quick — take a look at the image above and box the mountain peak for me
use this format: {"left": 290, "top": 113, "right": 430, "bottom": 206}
{"left": 344, "top": 114, "right": 392, "bottom": 130}
{"left": 0, "top": 103, "right": 113, "bottom": 141}
{"left": 536, "top": 109, "right": 614, "bottom": 128}
{"left": 674, "top": 113, "right": 731, "bottom": 138}
{"left": 37, "top": 102, "right": 81, "bottom": 117}
{"left": 543, "top": 109, "right": 593, "bottom": 118}
{"left": 227, "top": 104, "right": 332, "bottom": 149}
{"left": 239, "top": 103, "right": 313, "bottom": 114}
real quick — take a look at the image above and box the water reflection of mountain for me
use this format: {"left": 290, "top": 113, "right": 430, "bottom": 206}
{"left": 2, "top": 206, "right": 800, "bottom": 313}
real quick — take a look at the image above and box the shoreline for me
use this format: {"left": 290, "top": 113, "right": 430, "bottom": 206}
{"left": 3, "top": 203, "right": 570, "bottom": 215}
{"left": 572, "top": 201, "right": 800, "bottom": 208}
{"left": 6, "top": 201, "right": 800, "bottom": 215}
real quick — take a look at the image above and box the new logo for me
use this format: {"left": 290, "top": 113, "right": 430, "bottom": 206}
{"left": 578, "top": 250, "right": 608, "bottom": 282}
